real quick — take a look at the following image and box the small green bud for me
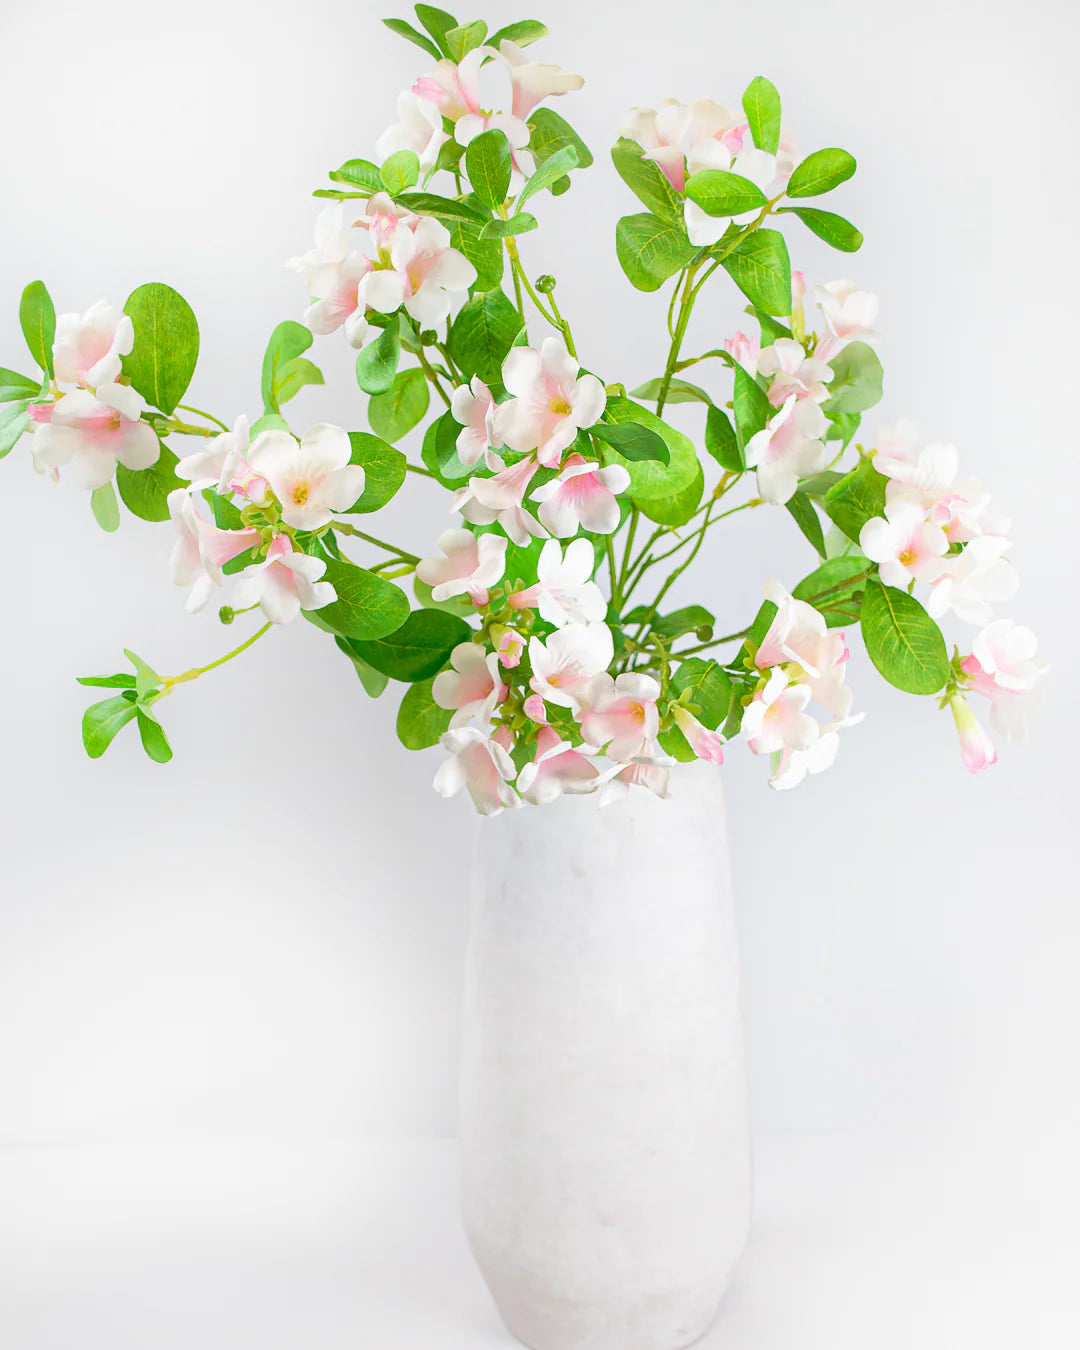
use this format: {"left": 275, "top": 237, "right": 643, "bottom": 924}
{"left": 218, "top": 606, "right": 235, "bottom": 625}
{"left": 535, "top": 274, "right": 557, "bottom": 293}
{"left": 420, "top": 328, "right": 438, "bottom": 345}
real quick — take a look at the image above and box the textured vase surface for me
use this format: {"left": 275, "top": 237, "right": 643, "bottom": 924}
{"left": 460, "top": 762, "right": 752, "bottom": 1350}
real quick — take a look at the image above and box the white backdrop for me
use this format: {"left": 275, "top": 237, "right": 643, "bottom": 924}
{"left": 0, "top": 0, "right": 1076, "bottom": 1198}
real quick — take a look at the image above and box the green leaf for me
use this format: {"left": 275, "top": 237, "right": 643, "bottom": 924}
{"left": 90, "top": 482, "right": 120, "bottom": 532}
{"left": 781, "top": 206, "right": 863, "bottom": 252}
{"left": 653, "top": 606, "right": 715, "bottom": 640}
{"left": 380, "top": 148, "right": 420, "bottom": 195}
{"left": 261, "top": 320, "right": 314, "bottom": 414}
{"left": 276, "top": 356, "right": 324, "bottom": 405}
{"left": 478, "top": 214, "right": 539, "bottom": 239}
{"left": 397, "top": 676, "right": 453, "bottom": 749}
{"left": 616, "top": 213, "right": 696, "bottom": 292}
{"left": 19, "top": 280, "right": 56, "bottom": 376}
{"left": 748, "top": 305, "right": 792, "bottom": 345}
{"left": 630, "top": 377, "right": 713, "bottom": 406}
{"left": 823, "top": 457, "right": 889, "bottom": 543}
{"left": 329, "top": 158, "right": 385, "bottom": 193}
{"left": 449, "top": 289, "right": 522, "bottom": 384}
{"left": 0, "top": 367, "right": 39, "bottom": 403}
{"left": 450, "top": 217, "right": 505, "bottom": 292}
{"left": 76, "top": 672, "right": 137, "bottom": 689}
{"left": 785, "top": 148, "right": 857, "bottom": 198}
{"left": 860, "top": 579, "right": 949, "bottom": 695}
{"left": 465, "top": 128, "right": 512, "bottom": 209}
{"left": 413, "top": 3, "right": 459, "bottom": 55}
{"left": 489, "top": 19, "right": 547, "bottom": 47}
{"left": 420, "top": 408, "right": 471, "bottom": 484}
{"left": 355, "top": 323, "right": 401, "bottom": 395}
{"left": 368, "top": 368, "right": 430, "bottom": 443}
{"left": 82, "top": 695, "right": 138, "bottom": 758}
{"left": 704, "top": 405, "right": 742, "bottom": 471}
{"left": 798, "top": 469, "right": 846, "bottom": 498}
{"left": 348, "top": 608, "right": 471, "bottom": 681}
{"left": 638, "top": 460, "right": 703, "bottom": 527}
{"left": 445, "top": 19, "right": 486, "bottom": 60}
{"left": 304, "top": 558, "right": 411, "bottom": 640}
{"left": 394, "top": 191, "right": 488, "bottom": 224}
{"left": 685, "top": 169, "right": 768, "bottom": 217}
{"left": 671, "top": 657, "right": 732, "bottom": 726}
{"left": 0, "top": 402, "right": 30, "bottom": 460}
{"left": 599, "top": 398, "right": 699, "bottom": 500}
{"left": 591, "top": 418, "right": 669, "bottom": 464}
{"left": 345, "top": 431, "right": 407, "bottom": 512}
{"left": 732, "top": 364, "right": 772, "bottom": 453}
{"left": 334, "top": 636, "right": 390, "bottom": 697}
{"left": 136, "top": 708, "right": 173, "bottom": 764}
{"left": 527, "top": 108, "right": 593, "bottom": 172}
{"left": 380, "top": 17, "right": 441, "bottom": 59}
{"left": 792, "top": 555, "right": 871, "bottom": 627}
{"left": 123, "top": 648, "right": 163, "bottom": 699}
{"left": 721, "top": 228, "right": 792, "bottom": 316}
{"left": 517, "top": 144, "right": 578, "bottom": 208}
{"left": 822, "top": 341, "right": 884, "bottom": 415}
{"left": 610, "top": 139, "right": 682, "bottom": 220}
{"left": 743, "top": 76, "right": 781, "bottom": 155}
{"left": 122, "top": 282, "right": 199, "bottom": 415}
{"left": 785, "top": 490, "right": 826, "bottom": 555}
{"left": 116, "top": 444, "right": 184, "bottom": 522}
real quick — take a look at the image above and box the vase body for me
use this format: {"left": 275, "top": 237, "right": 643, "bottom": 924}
{"left": 460, "top": 763, "right": 751, "bottom": 1350}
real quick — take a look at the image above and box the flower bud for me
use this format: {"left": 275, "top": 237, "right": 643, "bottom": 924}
{"left": 218, "top": 605, "right": 235, "bottom": 625}
{"left": 535, "top": 274, "right": 557, "bottom": 294}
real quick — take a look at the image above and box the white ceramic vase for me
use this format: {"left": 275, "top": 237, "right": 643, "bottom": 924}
{"left": 460, "top": 762, "right": 752, "bottom": 1350}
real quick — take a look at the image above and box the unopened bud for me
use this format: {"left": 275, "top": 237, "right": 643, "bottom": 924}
{"left": 535, "top": 274, "right": 557, "bottom": 293}
{"left": 420, "top": 328, "right": 438, "bottom": 345}
{"left": 218, "top": 606, "right": 235, "bottom": 625}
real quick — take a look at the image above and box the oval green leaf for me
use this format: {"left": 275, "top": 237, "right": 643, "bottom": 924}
{"left": 348, "top": 608, "right": 472, "bottom": 681}
{"left": 122, "top": 283, "right": 199, "bottom": 415}
{"left": 345, "top": 431, "right": 407, "bottom": 512}
{"left": 860, "top": 579, "right": 950, "bottom": 695}
{"left": 785, "top": 148, "right": 857, "bottom": 199}
{"left": 368, "top": 368, "right": 430, "bottom": 443}
{"left": 304, "top": 559, "right": 410, "bottom": 640}
{"left": 599, "top": 398, "right": 699, "bottom": 500}
{"left": 685, "top": 169, "right": 768, "bottom": 218}
{"left": 19, "top": 280, "right": 56, "bottom": 376}
{"left": 397, "top": 676, "right": 454, "bottom": 749}
{"left": 465, "top": 128, "right": 513, "bottom": 209}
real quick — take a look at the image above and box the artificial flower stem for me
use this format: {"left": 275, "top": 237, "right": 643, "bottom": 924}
{"left": 162, "top": 622, "right": 272, "bottom": 692}
{"left": 417, "top": 345, "right": 452, "bottom": 409}
{"left": 176, "top": 403, "right": 229, "bottom": 432}
{"left": 330, "top": 521, "right": 420, "bottom": 563}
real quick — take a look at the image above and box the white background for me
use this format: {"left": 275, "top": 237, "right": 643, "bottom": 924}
{"left": 0, "top": 0, "right": 1077, "bottom": 1343}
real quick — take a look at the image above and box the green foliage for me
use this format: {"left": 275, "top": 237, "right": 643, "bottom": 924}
{"left": 355, "top": 323, "right": 401, "bottom": 395}
{"left": 652, "top": 606, "right": 715, "bottom": 639}
{"left": 413, "top": 3, "right": 459, "bottom": 55}
{"left": 450, "top": 217, "right": 505, "bottom": 292}
{"left": 445, "top": 19, "right": 487, "bottom": 59}
{"left": 479, "top": 213, "right": 538, "bottom": 239}
{"left": 743, "top": 76, "right": 781, "bottom": 155}
{"left": 721, "top": 229, "right": 792, "bottom": 316}
{"left": 421, "top": 408, "right": 472, "bottom": 484}
{"left": 528, "top": 109, "right": 593, "bottom": 181}
{"left": 122, "top": 283, "right": 199, "bottom": 415}
{"left": 136, "top": 708, "right": 173, "bottom": 763}
{"left": 261, "top": 321, "right": 319, "bottom": 414}
{"left": 346, "top": 431, "right": 407, "bottom": 512}
{"left": 0, "top": 367, "right": 40, "bottom": 403}
{"left": 662, "top": 657, "right": 733, "bottom": 761}
{"left": 822, "top": 341, "right": 883, "bottom": 415}
{"left": 0, "top": 403, "right": 30, "bottom": 460}
{"left": 639, "top": 461, "right": 704, "bottom": 527}
{"left": 685, "top": 169, "right": 767, "bottom": 217}
{"left": 466, "top": 129, "right": 513, "bottom": 209}
{"left": 782, "top": 206, "right": 863, "bottom": 252}
{"left": 395, "top": 192, "right": 488, "bottom": 224}
{"left": 860, "top": 579, "right": 950, "bottom": 695}
{"left": 329, "top": 158, "right": 384, "bottom": 193}
{"left": 80, "top": 647, "right": 169, "bottom": 762}
{"left": 19, "top": 280, "right": 56, "bottom": 376}
{"left": 450, "top": 289, "right": 522, "bottom": 383}
{"left": 380, "top": 149, "right": 421, "bottom": 194}
{"left": 732, "top": 364, "right": 771, "bottom": 453}
{"left": 823, "top": 456, "right": 889, "bottom": 542}
{"left": 116, "top": 445, "right": 185, "bottom": 522}
{"left": 381, "top": 16, "right": 442, "bottom": 59}
{"left": 348, "top": 609, "right": 472, "bottom": 681}
{"left": 334, "top": 636, "right": 390, "bottom": 697}
{"left": 704, "top": 404, "right": 743, "bottom": 471}
{"left": 631, "top": 377, "right": 713, "bottom": 406}
{"left": 304, "top": 559, "right": 411, "bottom": 640}
{"left": 616, "top": 213, "right": 696, "bottom": 292}
{"left": 90, "top": 482, "right": 120, "bottom": 532}
{"left": 368, "top": 368, "right": 430, "bottom": 442}
{"left": 785, "top": 490, "right": 826, "bottom": 555}
{"left": 598, "top": 398, "right": 699, "bottom": 500}
{"left": 792, "top": 555, "right": 871, "bottom": 626}
{"left": 397, "top": 677, "right": 453, "bottom": 749}
{"left": 591, "top": 416, "right": 669, "bottom": 463}
{"left": 517, "top": 145, "right": 578, "bottom": 208}
{"left": 785, "top": 148, "right": 857, "bottom": 198}
{"left": 82, "top": 695, "right": 138, "bottom": 758}
{"left": 489, "top": 19, "right": 547, "bottom": 46}
{"left": 610, "top": 138, "right": 681, "bottom": 220}
{"left": 798, "top": 469, "right": 846, "bottom": 498}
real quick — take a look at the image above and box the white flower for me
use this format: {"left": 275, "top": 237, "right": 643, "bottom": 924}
{"left": 496, "top": 337, "right": 607, "bottom": 466}
{"left": 167, "top": 489, "right": 261, "bottom": 613}
{"left": 758, "top": 339, "right": 833, "bottom": 407}
{"left": 30, "top": 383, "right": 158, "bottom": 489}
{"left": 358, "top": 215, "right": 476, "bottom": 329}
{"left": 416, "top": 528, "right": 508, "bottom": 605}
{"left": 175, "top": 415, "right": 251, "bottom": 491}
{"left": 450, "top": 376, "right": 502, "bottom": 468}
{"left": 432, "top": 642, "right": 507, "bottom": 728}
{"left": 962, "top": 620, "right": 1048, "bottom": 743}
{"left": 52, "top": 300, "right": 134, "bottom": 389}
{"left": 230, "top": 534, "right": 336, "bottom": 624}
{"left": 433, "top": 726, "right": 520, "bottom": 816}
{"left": 376, "top": 89, "right": 448, "bottom": 169}
{"left": 517, "top": 726, "right": 599, "bottom": 805}
{"left": 530, "top": 454, "right": 630, "bottom": 537}
{"left": 813, "top": 280, "right": 879, "bottom": 359}
{"left": 744, "top": 394, "right": 828, "bottom": 504}
{"left": 246, "top": 423, "right": 365, "bottom": 531}
{"left": 925, "top": 535, "right": 1018, "bottom": 626}
{"left": 528, "top": 621, "right": 614, "bottom": 711}
{"left": 595, "top": 758, "right": 672, "bottom": 807}
{"left": 859, "top": 499, "right": 950, "bottom": 589}
{"left": 496, "top": 39, "right": 584, "bottom": 121}
{"left": 511, "top": 538, "right": 606, "bottom": 627}
{"left": 580, "top": 672, "right": 661, "bottom": 762}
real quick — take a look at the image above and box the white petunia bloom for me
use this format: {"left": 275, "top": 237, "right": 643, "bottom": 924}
{"left": 246, "top": 423, "right": 365, "bottom": 531}
{"left": 230, "top": 534, "right": 336, "bottom": 624}
{"left": 52, "top": 300, "right": 134, "bottom": 389}
{"left": 511, "top": 538, "right": 606, "bottom": 627}
{"left": 30, "top": 383, "right": 159, "bottom": 489}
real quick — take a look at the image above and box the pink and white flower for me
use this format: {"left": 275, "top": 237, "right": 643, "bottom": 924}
{"left": 452, "top": 456, "right": 548, "bottom": 547}
{"left": 359, "top": 214, "right": 476, "bottom": 329}
{"left": 416, "top": 528, "right": 508, "bottom": 605}
{"left": 755, "top": 578, "right": 854, "bottom": 720}
{"left": 166, "top": 489, "right": 261, "bottom": 613}
{"left": 497, "top": 39, "right": 584, "bottom": 121}
{"left": 450, "top": 376, "right": 502, "bottom": 468}
{"left": 511, "top": 537, "right": 606, "bottom": 627}
{"left": 758, "top": 339, "right": 833, "bottom": 407}
{"left": 859, "top": 498, "right": 949, "bottom": 589}
{"left": 595, "top": 758, "right": 672, "bottom": 807}
{"left": 925, "top": 534, "right": 1018, "bottom": 626}
{"left": 948, "top": 694, "right": 997, "bottom": 774}
{"left": 52, "top": 300, "right": 134, "bottom": 389}
{"left": 30, "top": 383, "right": 159, "bottom": 489}
{"left": 497, "top": 338, "right": 607, "bottom": 466}
{"left": 303, "top": 252, "right": 375, "bottom": 346}
{"left": 580, "top": 672, "right": 661, "bottom": 762}
{"left": 725, "top": 330, "right": 760, "bottom": 376}
{"left": 175, "top": 414, "right": 251, "bottom": 491}
{"left": 230, "top": 534, "right": 336, "bottom": 624}
{"left": 432, "top": 726, "right": 520, "bottom": 816}
{"left": 528, "top": 621, "right": 614, "bottom": 711}
{"left": 672, "top": 704, "right": 726, "bottom": 765}
{"left": 961, "top": 620, "right": 1047, "bottom": 743}
{"left": 769, "top": 725, "right": 842, "bottom": 791}
{"left": 490, "top": 624, "right": 526, "bottom": 670}
{"left": 246, "top": 423, "right": 365, "bottom": 531}
{"left": 742, "top": 668, "right": 820, "bottom": 760}
{"left": 432, "top": 641, "right": 507, "bottom": 728}
{"left": 517, "top": 726, "right": 599, "bottom": 805}
{"left": 375, "top": 89, "right": 448, "bottom": 170}
{"left": 813, "top": 280, "right": 879, "bottom": 360}
{"left": 531, "top": 454, "right": 630, "bottom": 536}
{"left": 744, "top": 394, "right": 828, "bottom": 504}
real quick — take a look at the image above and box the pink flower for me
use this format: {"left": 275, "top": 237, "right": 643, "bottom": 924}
{"left": 496, "top": 39, "right": 584, "bottom": 121}
{"left": 623, "top": 98, "right": 746, "bottom": 194}
{"left": 724, "top": 330, "right": 760, "bottom": 376}
{"left": 490, "top": 624, "right": 526, "bottom": 670}
{"left": 744, "top": 394, "right": 828, "bottom": 505}
{"left": 596, "top": 758, "right": 672, "bottom": 807}
{"left": 769, "top": 726, "right": 842, "bottom": 791}
{"left": 246, "top": 423, "right": 365, "bottom": 530}
{"left": 375, "top": 89, "right": 447, "bottom": 169}
{"left": 30, "top": 383, "right": 159, "bottom": 490}
{"left": 813, "top": 280, "right": 879, "bottom": 360}
{"left": 496, "top": 338, "right": 607, "bottom": 466}
{"left": 672, "top": 704, "right": 725, "bottom": 765}
{"left": 433, "top": 726, "right": 520, "bottom": 816}
{"left": 511, "top": 538, "right": 606, "bottom": 627}
{"left": 961, "top": 620, "right": 1047, "bottom": 743}
{"left": 758, "top": 339, "right": 833, "bottom": 407}
{"left": 359, "top": 215, "right": 477, "bottom": 329}
{"left": 580, "top": 672, "right": 661, "bottom": 762}
{"left": 517, "top": 726, "right": 599, "bottom": 805}
{"left": 531, "top": 454, "right": 630, "bottom": 537}
{"left": 528, "top": 621, "right": 614, "bottom": 711}
{"left": 859, "top": 499, "right": 949, "bottom": 589}
{"left": 450, "top": 377, "right": 502, "bottom": 468}
{"left": 432, "top": 641, "right": 507, "bottom": 728}
{"left": 925, "top": 535, "right": 1018, "bottom": 626}
{"left": 52, "top": 300, "right": 133, "bottom": 389}
{"left": 303, "top": 253, "right": 374, "bottom": 347}
{"left": 453, "top": 461, "right": 549, "bottom": 548}
{"left": 416, "top": 528, "right": 508, "bottom": 605}
{"left": 230, "top": 534, "right": 336, "bottom": 625}
{"left": 742, "top": 668, "right": 820, "bottom": 759}
{"left": 522, "top": 693, "right": 548, "bottom": 721}
{"left": 948, "top": 694, "right": 997, "bottom": 774}
{"left": 175, "top": 415, "right": 251, "bottom": 492}
{"left": 166, "top": 489, "right": 261, "bottom": 613}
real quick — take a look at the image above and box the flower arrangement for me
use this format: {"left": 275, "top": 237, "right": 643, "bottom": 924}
{"left": 0, "top": 8, "right": 1046, "bottom": 814}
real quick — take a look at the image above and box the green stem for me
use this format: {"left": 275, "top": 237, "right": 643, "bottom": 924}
{"left": 605, "top": 535, "right": 619, "bottom": 608}
{"left": 177, "top": 403, "right": 229, "bottom": 432}
{"left": 804, "top": 566, "right": 876, "bottom": 604}
{"left": 417, "top": 345, "right": 452, "bottom": 409}
{"left": 546, "top": 287, "right": 577, "bottom": 359}
{"left": 161, "top": 418, "right": 217, "bottom": 439}
{"left": 404, "top": 461, "right": 435, "bottom": 478}
{"left": 330, "top": 521, "right": 419, "bottom": 563}
{"left": 505, "top": 239, "right": 559, "bottom": 328}
{"left": 673, "top": 626, "right": 752, "bottom": 659}
{"left": 163, "top": 622, "right": 272, "bottom": 692}
{"left": 656, "top": 261, "right": 701, "bottom": 415}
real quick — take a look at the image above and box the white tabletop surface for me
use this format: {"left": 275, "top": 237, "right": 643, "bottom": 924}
{"left": 0, "top": 1132, "right": 1074, "bottom": 1349}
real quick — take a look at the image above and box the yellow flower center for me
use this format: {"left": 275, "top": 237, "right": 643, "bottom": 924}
{"left": 549, "top": 396, "right": 573, "bottom": 416}
{"left": 292, "top": 481, "right": 310, "bottom": 505}
{"left": 628, "top": 701, "right": 645, "bottom": 724}
{"left": 898, "top": 547, "right": 916, "bottom": 567}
